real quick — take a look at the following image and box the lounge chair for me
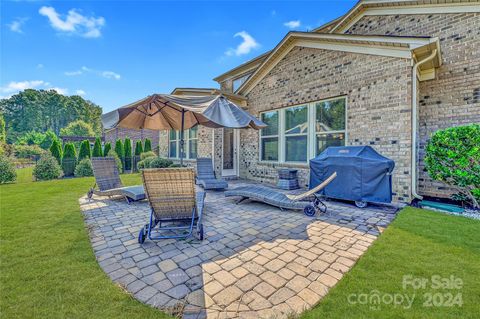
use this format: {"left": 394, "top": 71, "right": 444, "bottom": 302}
{"left": 88, "top": 157, "right": 145, "bottom": 203}
{"left": 196, "top": 157, "right": 228, "bottom": 190}
{"left": 225, "top": 172, "right": 337, "bottom": 216}
{"left": 138, "top": 168, "right": 205, "bottom": 243}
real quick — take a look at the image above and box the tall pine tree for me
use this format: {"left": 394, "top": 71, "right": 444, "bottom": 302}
{"left": 144, "top": 138, "right": 152, "bottom": 153}
{"left": 124, "top": 137, "right": 132, "bottom": 171}
{"left": 78, "top": 140, "right": 91, "bottom": 160}
{"left": 49, "top": 139, "right": 62, "bottom": 164}
{"left": 62, "top": 142, "right": 77, "bottom": 176}
{"left": 92, "top": 137, "right": 103, "bottom": 157}
{"left": 103, "top": 142, "right": 111, "bottom": 156}
{"left": 135, "top": 140, "right": 143, "bottom": 156}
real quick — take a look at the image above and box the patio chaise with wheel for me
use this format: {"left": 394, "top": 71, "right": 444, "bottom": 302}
{"left": 225, "top": 172, "right": 337, "bottom": 216}
{"left": 195, "top": 157, "right": 228, "bottom": 190}
{"left": 88, "top": 157, "right": 145, "bottom": 203}
{"left": 138, "top": 168, "right": 205, "bottom": 243}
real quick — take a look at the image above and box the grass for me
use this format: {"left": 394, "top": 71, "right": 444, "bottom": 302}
{"left": 301, "top": 207, "right": 480, "bottom": 319}
{"left": 1, "top": 168, "right": 479, "bottom": 318}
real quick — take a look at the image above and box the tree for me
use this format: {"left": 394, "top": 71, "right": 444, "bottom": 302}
{"left": 425, "top": 124, "right": 480, "bottom": 208}
{"left": 103, "top": 142, "right": 111, "bottom": 157}
{"left": 124, "top": 137, "right": 132, "bottom": 171}
{"left": 144, "top": 138, "right": 152, "bottom": 153}
{"left": 62, "top": 142, "right": 77, "bottom": 176}
{"left": 78, "top": 140, "right": 91, "bottom": 160}
{"left": 0, "top": 89, "right": 102, "bottom": 142}
{"left": 49, "top": 139, "right": 62, "bottom": 164}
{"left": 40, "top": 130, "right": 59, "bottom": 150}
{"left": 60, "top": 120, "right": 95, "bottom": 137}
{"left": 0, "top": 113, "right": 5, "bottom": 143}
{"left": 135, "top": 140, "right": 143, "bottom": 156}
{"left": 114, "top": 140, "right": 124, "bottom": 159}
{"left": 92, "top": 137, "right": 103, "bottom": 157}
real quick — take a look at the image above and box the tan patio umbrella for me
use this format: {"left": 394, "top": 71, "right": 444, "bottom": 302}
{"left": 102, "top": 94, "right": 266, "bottom": 165}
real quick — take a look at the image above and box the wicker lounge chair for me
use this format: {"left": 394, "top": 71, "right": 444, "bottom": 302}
{"left": 88, "top": 157, "right": 145, "bottom": 203}
{"left": 225, "top": 172, "right": 337, "bottom": 216}
{"left": 138, "top": 168, "right": 205, "bottom": 243}
{"left": 196, "top": 158, "right": 228, "bottom": 190}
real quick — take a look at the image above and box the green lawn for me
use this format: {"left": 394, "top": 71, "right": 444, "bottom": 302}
{"left": 1, "top": 168, "right": 479, "bottom": 318}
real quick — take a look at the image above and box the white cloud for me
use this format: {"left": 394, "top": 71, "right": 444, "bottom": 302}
{"left": 39, "top": 6, "right": 105, "bottom": 38}
{"left": 50, "top": 87, "right": 69, "bottom": 95}
{"left": 7, "top": 18, "right": 28, "bottom": 33}
{"left": 65, "top": 66, "right": 120, "bottom": 80}
{"left": 0, "top": 80, "right": 71, "bottom": 98}
{"left": 75, "top": 89, "right": 86, "bottom": 96}
{"left": 36, "top": 63, "right": 44, "bottom": 69}
{"left": 284, "top": 20, "right": 301, "bottom": 29}
{"left": 225, "top": 31, "right": 259, "bottom": 57}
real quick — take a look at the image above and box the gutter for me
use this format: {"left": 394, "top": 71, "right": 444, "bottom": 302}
{"left": 411, "top": 49, "right": 437, "bottom": 200}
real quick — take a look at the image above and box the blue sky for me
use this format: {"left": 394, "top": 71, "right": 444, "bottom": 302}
{"left": 1, "top": 0, "right": 356, "bottom": 112}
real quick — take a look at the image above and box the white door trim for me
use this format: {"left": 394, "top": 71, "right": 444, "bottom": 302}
{"left": 221, "top": 128, "right": 239, "bottom": 177}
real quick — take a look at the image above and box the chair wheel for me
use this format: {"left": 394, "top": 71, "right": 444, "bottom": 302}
{"left": 355, "top": 201, "right": 368, "bottom": 208}
{"left": 138, "top": 226, "right": 147, "bottom": 244}
{"left": 197, "top": 224, "right": 204, "bottom": 241}
{"left": 304, "top": 204, "right": 316, "bottom": 217}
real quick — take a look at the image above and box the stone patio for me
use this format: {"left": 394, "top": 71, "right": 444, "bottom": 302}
{"left": 80, "top": 180, "right": 398, "bottom": 318}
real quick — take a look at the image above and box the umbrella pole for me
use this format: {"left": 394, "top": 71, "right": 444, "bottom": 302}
{"left": 180, "top": 109, "right": 185, "bottom": 166}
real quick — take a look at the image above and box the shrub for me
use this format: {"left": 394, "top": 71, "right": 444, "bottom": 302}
{"left": 124, "top": 137, "right": 132, "bottom": 171}
{"left": 0, "top": 113, "right": 5, "bottom": 143}
{"left": 33, "top": 154, "right": 62, "bottom": 181}
{"left": 114, "top": 140, "right": 124, "bottom": 159}
{"left": 92, "top": 137, "right": 103, "bottom": 157}
{"left": 74, "top": 158, "right": 93, "bottom": 177}
{"left": 107, "top": 149, "right": 123, "bottom": 172}
{"left": 0, "top": 155, "right": 16, "bottom": 183}
{"left": 60, "top": 120, "right": 95, "bottom": 137}
{"left": 62, "top": 142, "right": 77, "bottom": 176}
{"left": 140, "top": 151, "right": 156, "bottom": 160}
{"left": 134, "top": 140, "right": 143, "bottom": 156}
{"left": 78, "top": 140, "right": 91, "bottom": 160}
{"left": 49, "top": 139, "right": 62, "bottom": 164}
{"left": 14, "top": 144, "right": 46, "bottom": 159}
{"left": 137, "top": 156, "right": 156, "bottom": 170}
{"left": 40, "top": 130, "right": 59, "bottom": 150}
{"left": 425, "top": 124, "right": 480, "bottom": 208}
{"left": 148, "top": 158, "right": 173, "bottom": 168}
{"left": 16, "top": 131, "right": 45, "bottom": 145}
{"left": 103, "top": 142, "right": 111, "bottom": 157}
{"left": 144, "top": 138, "right": 152, "bottom": 153}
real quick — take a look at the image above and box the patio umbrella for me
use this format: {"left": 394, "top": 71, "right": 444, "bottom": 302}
{"left": 102, "top": 94, "right": 266, "bottom": 165}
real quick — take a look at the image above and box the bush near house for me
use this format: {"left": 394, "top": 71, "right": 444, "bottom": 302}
{"left": 33, "top": 154, "right": 62, "bottom": 181}
{"left": 134, "top": 140, "right": 143, "bottom": 156}
{"left": 74, "top": 158, "right": 93, "bottom": 177}
{"left": 425, "top": 124, "right": 480, "bottom": 208}
{"left": 103, "top": 142, "right": 111, "bottom": 157}
{"left": 78, "top": 140, "right": 91, "bottom": 160}
{"left": 148, "top": 158, "right": 173, "bottom": 168}
{"left": 124, "top": 137, "right": 132, "bottom": 171}
{"left": 107, "top": 149, "right": 123, "bottom": 172}
{"left": 144, "top": 138, "right": 152, "bottom": 153}
{"left": 0, "top": 155, "right": 16, "bottom": 183}
{"left": 92, "top": 137, "right": 103, "bottom": 157}
{"left": 140, "top": 151, "right": 156, "bottom": 161}
{"left": 49, "top": 139, "right": 62, "bottom": 164}
{"left": 62, "top": 143, "right": 77, "bottom": 177}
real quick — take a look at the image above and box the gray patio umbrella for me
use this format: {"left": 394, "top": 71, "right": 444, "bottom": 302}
{"left": 102, "top": 94, "right": 266, "bottom": 165}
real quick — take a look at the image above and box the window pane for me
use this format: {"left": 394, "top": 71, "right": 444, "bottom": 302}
{"left": 315, "top": 98, "right": 346, "bottom": 132}
{"left": 285, "top": 105, "right": 308, "bottom": 134}
{"left": 189, "top": 126, "right": 198, "bottom": 139}
{"left": 285, "top": 135, "right": 307, "bottom": 162}
{"left": 261, "top": 137, "right": 278, "bottom": 161}
{"left": 261, "top": 111, "right": 278, "bottom": 136}
{"left": 316, "top": 133, "right": 345, "bottom": 155}
{"left": 169, "top": 141, "right": 177, "bottom": 158}
{"left": 189, "top": 139, "right": 197, "bottom": 159}
{"left": 169, "top": 130, "right": 177, "bottom": 140}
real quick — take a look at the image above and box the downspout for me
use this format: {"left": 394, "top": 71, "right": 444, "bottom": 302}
{"left": 411, "top": 49, "right": 437, "bottom": 200}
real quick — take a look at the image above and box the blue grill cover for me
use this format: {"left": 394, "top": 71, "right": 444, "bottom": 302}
{"left": 309, "top": 146, "right": 395, "bottom": 203}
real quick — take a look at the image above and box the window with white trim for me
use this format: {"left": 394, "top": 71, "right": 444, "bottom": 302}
{"left": 233, "top": 73, "right": 252, "bottom": 92}
{"left": 259, "top": 96, "right": 346, "bottom": 163}
{"left": 168, "top": 126, "right": 198, "bottom": 159}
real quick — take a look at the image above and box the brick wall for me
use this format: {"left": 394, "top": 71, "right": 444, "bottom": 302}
{"left": 104, "top": 128, "right": 159, "bottom": 152}
{"left": 345, "top": 13, "right": 480, "bottom": 199}
{"left": 243, "top": 47, "right": 413, "bottom": 202}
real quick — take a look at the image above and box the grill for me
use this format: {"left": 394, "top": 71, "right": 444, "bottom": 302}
{"left": 277, "top": 169, "right": 299, "bottom": 190}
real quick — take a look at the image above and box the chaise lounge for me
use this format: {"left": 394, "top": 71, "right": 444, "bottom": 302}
{"left": 196, "top": 157, "right": 228, "bottom": 190}
{"left": 225, "top": 172, "right": 337, "bottom": 215}
{"left": 88, "top": 157, "right": 145, "bottom": 203}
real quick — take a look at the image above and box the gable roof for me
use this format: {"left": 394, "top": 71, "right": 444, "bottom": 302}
{"left": 212, "top": 51, "right": 271, "bottom": 83}
{"left": 236, "top": 32, "right": 441, "bottom": 95}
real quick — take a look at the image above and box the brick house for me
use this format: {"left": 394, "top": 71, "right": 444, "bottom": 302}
{"left": 104, "top": 128, "right": 160, "bottom": 152}
{"left": 157, "top": 0, "right": 479, "bottom": 204}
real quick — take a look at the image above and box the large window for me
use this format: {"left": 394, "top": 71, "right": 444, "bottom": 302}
{"left": 168, "top": 126, "right": 198, "bottom": 159}
{"left": 233, "top": 73, "right": 252, "bottom": 92}
{"left": 260, "top": 111, "right": 279, "bottom": 161}
{"left": 259, "top": 97, "right": 346, "bottom": 163}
